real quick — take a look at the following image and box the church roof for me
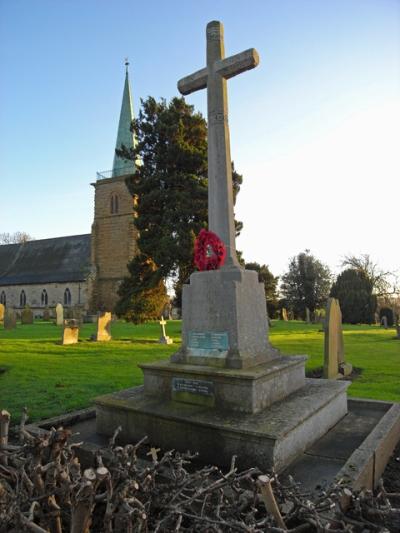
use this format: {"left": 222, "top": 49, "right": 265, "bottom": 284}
{"left": 0, "top": 234, "right": 91, "bottom": 286}
{"left": 112, "top": 61, "right": 137, "bottom": 177}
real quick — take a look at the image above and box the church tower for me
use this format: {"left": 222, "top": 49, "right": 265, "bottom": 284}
{"left": 90, "top": 61, "right": 138, "bottom": 311}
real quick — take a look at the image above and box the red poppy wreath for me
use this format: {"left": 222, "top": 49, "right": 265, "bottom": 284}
{"left": 194, "top": 229, "right": 226, "bottom": 271}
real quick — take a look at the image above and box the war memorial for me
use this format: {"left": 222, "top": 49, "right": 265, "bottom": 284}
{"left": 95, "top": 21, "right": 352, "bottom": 472}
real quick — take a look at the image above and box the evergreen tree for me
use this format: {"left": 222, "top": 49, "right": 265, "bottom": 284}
{"left": 280, "top": 251, "right": 331, "bottom": 317}
{"left": 116, "top": 96, "right": 243, "bottom": 320}
{"left": 245, "top": 262, "right": 279, "bottom": 317}
{"left": 115, "top": 254, "right": 168, "bottom": 324}
{"left": 330, "top": 268, "right": 376, "bottom": 324}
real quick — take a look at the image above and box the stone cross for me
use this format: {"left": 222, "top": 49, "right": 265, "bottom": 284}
{"left": 178, "top": 20, "right": 259, "bottom": 267}
{"left": 159, "top": 317, "right": 173, "bottom": 345}
{"left": 160, "top": 317, "right": 167, "bottom": 337}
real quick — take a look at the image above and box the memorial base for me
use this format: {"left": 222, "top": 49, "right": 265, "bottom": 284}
{"left": 140, "top": 355, "right": 306, "bottom": 414}
{"left": 95, "top": 378, "right": 350, "bottom": 472}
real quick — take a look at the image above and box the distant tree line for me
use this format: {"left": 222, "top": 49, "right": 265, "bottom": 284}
{"left": 0, "top": 232, "right": 34, "bottom": 244}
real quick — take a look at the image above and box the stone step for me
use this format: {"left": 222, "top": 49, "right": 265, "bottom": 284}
{"left": 95, "top": 378, "right": 349, "bottom": 472}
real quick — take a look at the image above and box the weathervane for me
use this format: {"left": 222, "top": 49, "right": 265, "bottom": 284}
{"left": 125, "top": 57, "right": 129, "bottom": 72}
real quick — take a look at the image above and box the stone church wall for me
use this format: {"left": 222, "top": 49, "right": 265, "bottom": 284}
{"left": 0, "top": 281, "right": 89, "bottom": 318}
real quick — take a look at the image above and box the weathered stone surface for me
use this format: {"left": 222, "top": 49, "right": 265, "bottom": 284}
{"left": 96, "top": 378, "right": 349, "bottom": 473}
{"left": 62, "top": 319, "right": 79, "bottom": 345}
{"left": 281, "top": 308, "right": 288, "bottom": 321}
{"left": 159, "top": 317, "right": 173, "bottom": 345}
{"left": 381, "top": 315, "right": 388, "bottom": 329}
{"left": 95, "top": 311, "right": 112, "bottom": 341}
{"left": 171, "top": 269, "right": 278, "bottom": 369}
{"left": 323, "top": 298, "right": 351, "bottom": 379}
{"left": 305, "top": 307, "right": 310, "bottom": 323}
{"left": 42, "top": 308, "right": 51, "bottom": 321}
{"left": 0, "top": 303, "right": 4, "bottom": 322}
{"left": 4, "top": 308, "right": 16, "bottom": 329}
{"left": 141, "top": 355, "right": 306, "bottom": 414}
{"left": 55, "top": 303, "right": 64, "bottom": 326}
{"left": 21, "top": 306, "right": 33, "bottom": 324}
{"left": 178, "top": 20, "right": 259, "bottom": 267}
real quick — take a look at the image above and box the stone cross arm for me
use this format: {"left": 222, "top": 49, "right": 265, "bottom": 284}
{"left": 178, "top": 48, "right": 260, "bottom": 95}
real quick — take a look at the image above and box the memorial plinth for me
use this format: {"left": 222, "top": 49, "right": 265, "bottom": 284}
{"left": 95, "top": 19, "right": 350, "bottom": 473}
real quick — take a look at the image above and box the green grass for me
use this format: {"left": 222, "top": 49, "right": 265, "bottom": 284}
{"left": 0, "top": 320, "right": 399, "bottom": 423}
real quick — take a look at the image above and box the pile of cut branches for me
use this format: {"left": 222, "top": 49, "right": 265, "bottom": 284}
{"left": 0, "top": 409, "right": 399, "bottom": 532}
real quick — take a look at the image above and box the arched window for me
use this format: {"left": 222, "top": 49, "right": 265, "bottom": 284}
{"left": 20, "top": 290, "right": 26, "bottom": 307}
{"left": 0, "top": 291, "right": 6, "bottom": 306}
{"left": 41, "top": 289, "right": 48, "bottom": 306}
{"left": 64, "top": 288, "right": 72, "bottom": 306}
{"left": 110, "top": 193, "right": 119, "bottom": 214}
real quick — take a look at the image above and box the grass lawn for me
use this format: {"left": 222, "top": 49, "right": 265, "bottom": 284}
{"left": 0, "top": 320, "right": 399, "bottom": 423}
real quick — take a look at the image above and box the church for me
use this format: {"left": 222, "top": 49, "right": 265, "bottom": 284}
{"left": 0, "top": 64, "right": 138, "bottom": 316}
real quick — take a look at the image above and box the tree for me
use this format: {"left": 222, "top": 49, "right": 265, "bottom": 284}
{"left": 341, "top": 254, "right": 393, "bottom": 296}
{"left": 0, "top": 232, "right": 33, "bottom": 244}
{"left": 280, "top": 251, "right": 331, "bottom": 317}
{"left": 245, "top": 262, "right": 279, "bottom": 317}
{"left": 116, "top": 96, "right": 243, "bottom": 319}
{"left": 115, "top": 254, "right": 168, "bottom": 324}
{"left": 330, "top": 268, "right": 376, "bottom": 324}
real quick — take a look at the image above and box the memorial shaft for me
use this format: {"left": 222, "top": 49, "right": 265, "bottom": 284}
{"left": 206, "top": 22, "right": 237, "bottom": 266}
{"left": 178, "top": 20, "right": 259, "bottom": 267}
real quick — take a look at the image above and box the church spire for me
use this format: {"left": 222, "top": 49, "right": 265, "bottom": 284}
{"left": 112, "top": 59, "right": 136, "bottom": 177}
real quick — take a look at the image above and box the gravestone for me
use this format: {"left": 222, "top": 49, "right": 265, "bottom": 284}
{"left": 95, "top": 311, "right": 112, "bottom": 342}
{"left": 43, "top": 308, "right": 51, "bottom": 321}
{"left": 21, "top": 306, "right": 33, "bottom": 325}
{"left": 96, "top": 20, "right": 349, "bottom": 474}
{"left": 159, "top": 317, "right": 173, "bottom": 345}
{"left": 305, "top": 307, "right": 311, "bottom": 323}
{"left": 4, "top": 309, "right": 16, "bottom": 330}
{"left": 55, "top": 303, "right": 64, "bottom": 326}
{"left": 61, "top": 319, "right": 79, "bottom": 345}
{"left": 0, "top": 303, "right": 4, "bottom": 322}
{"left": 281, "top": 308, "right": 288, "bottom": 321}
{"left": 381, "top": 316, "right": 388, "bottom": 329}
{"left": 323, "top": 298, "right": 352, "bottom": 379}
{"left": 396, "top": 325, "right": 400, "bottom": 339}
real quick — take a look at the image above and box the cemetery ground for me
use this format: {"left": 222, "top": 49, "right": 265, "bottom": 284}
{"left": 0, "top": 319, "right": 399, "bottom": 424}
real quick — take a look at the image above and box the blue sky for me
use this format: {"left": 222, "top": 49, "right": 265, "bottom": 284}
{"left": 1, "top": 0, "right": 399, "bottom": 278}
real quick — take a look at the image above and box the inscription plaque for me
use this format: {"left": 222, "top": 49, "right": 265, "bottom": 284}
{"left": 187, "top": 331, "right": 229, "bottom": 358}
{"left": 172, "top": 378, "right": 214, "bottom": 396}
{"left": 172, "top": 377, "right": 215, "bottom": 407}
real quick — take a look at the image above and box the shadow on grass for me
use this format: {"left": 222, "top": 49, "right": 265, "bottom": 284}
{"left": 306, "top": 366, "right": 363, "bottom": 381}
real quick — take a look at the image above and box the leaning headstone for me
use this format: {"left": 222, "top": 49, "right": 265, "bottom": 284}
{"left": 61, "top": 319, "right": 79, "bottom": 345}
{"left": 281, "top": 308, "right": 288, "bottom": 321}
{"left": 0, "top": 303, "right": 4, "bottom": 322}
{"left": 55, "top": 303, "right": 64, "bottom": 326}
{"left": 95, "top": 311, "right": 112, "bottom": 341}
{"left": 323, "top": 298, "right": 352, "bottom": 379}
{"left": 4, "top": 309, "right": 16, "bottom": 330}
{"left": 381, "top": 316, "right": 388, "bottom": 329}
{"left": 305, "top": 307, "right": 311, "bottom": 323}
{"left": 21, "top": 306, "right": 33, "bottom": 325}
{"left": 159, "top": 317, "right": 173, "bottom": 345}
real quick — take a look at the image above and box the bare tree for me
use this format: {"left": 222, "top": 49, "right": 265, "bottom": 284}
{"left": 0, "top": 231, "right": 34, "bottom": 245}
{"left": 341, "top": 254, "right": 396, "bottom": 296}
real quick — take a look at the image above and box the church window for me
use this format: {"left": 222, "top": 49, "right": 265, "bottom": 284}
{"left": 20, "top": 290, "right": 26, "bottom": 307}
{"left": 110, "top": 193, "right": 119, "bottom": 214}
{"left": 64, "top": 288, "right": 72, "bottom": 306}
{"left": 41, "top": 289, "right": 48, "bottom": 306}
{"left": 0, "top": 291, "right": 6, "bottom": 305}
